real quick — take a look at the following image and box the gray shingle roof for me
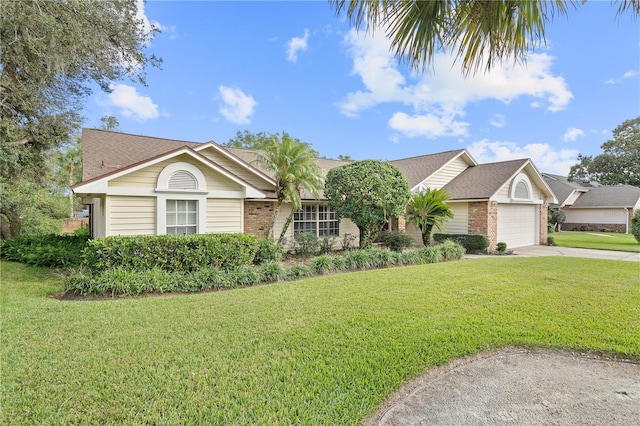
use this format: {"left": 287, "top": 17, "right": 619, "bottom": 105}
{"left": 390, "top": 150, "right": 466, "bottom": 189}
{"left": 571, "top": 185, "right": 640, "bottom": 208}
{"left": 442, "top": 159, "right": 529, "bottom": 200}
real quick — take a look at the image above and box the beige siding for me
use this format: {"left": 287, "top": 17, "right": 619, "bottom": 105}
{"left": 110, "top": 155, "right": 244, "bottom": 192}
{"left": 199, "top": 149, "right": 271, "bottom": 190}
{"left": 422, "top": 157, "right": 469, "bottom": 189}
{"left": 206, "top": 199, "right": 243, "bottom": 233}
{"left": 565, "top": 208, "right": 628, "bottom": 225}
{"left": 444, "top": 202, "right": 469, "bottom": 234}
{"left": 498, "top": 172, "right": 542, "bottom": 200}
{"left": 107, "top": 196, "right": 156, "bottom": 236}
{"left": 406, "top": 223, "right": 424, "bottom": 246}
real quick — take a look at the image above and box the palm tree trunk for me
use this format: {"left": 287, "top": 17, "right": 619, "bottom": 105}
{"left": 265, "top": 200, "right": 282, "bottom": 240}
{"left": 277, "top": 210, "right": 294, "bottom": 245}
{"left": 422, "top": 224, "right": 434, "bottom": 246}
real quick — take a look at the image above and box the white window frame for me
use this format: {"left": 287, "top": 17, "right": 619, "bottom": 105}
{"left": 165, "top": 199, "right": 198, "bottom": 235}
{"left": 294, "top": 204, "right": 340, "bottom": 237}
{"left": 156, "top": 162, "right": 208, "bottom": 235}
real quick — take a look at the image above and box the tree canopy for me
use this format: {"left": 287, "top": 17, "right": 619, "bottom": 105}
{"left": 0, "top": 0, "right": 160, "bottom": 238}
{"left": 568, "top": 116, "right": 640, "bottom": 187}
{"left": 331, "top": 0, "right": 639, "bottom": 75}
{"left": 325, "top": 160, "right": 410, "bottom": 249}
{"left": 406, "top": 188, "right": 454, "bottom": 246}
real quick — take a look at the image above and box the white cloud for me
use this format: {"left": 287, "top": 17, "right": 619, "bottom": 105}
{"left": 489, "top": 114, "right": 506, "bottom": 128}
{"left": 218, "top": 85, "right": 257, "bottom": 124}
{"left": 563, "top": 127, "right": 585, "bottom": 142}
{"left": 467, "top": 139, "right": 579, "bottom": 175}
{"left": 338, "top": 29, "right": 573, "bottom": 138}
{"left": 605, "top": 69, "right": 639, "bottom": 84}
{"left": 389, "top": 111, "right": 469, "bottom": 138}
{"left": 287, "top": 29, "right": 310, "bottom": 63}
{"left": 106, "top": 84, "right": 159, "bottom": 121}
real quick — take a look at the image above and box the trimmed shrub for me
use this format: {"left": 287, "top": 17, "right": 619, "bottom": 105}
{"left": 421, "top": 246, "right": 444, "bottom": 264}
{"left": 228, "top": 265, "right": 262, "bottom": 287}
{"left": 310, "top": 254, "right": 334, "bottom": 275}
{"left": 437, "top": 240, "right": 466, "bottom": 261}
{"left": 496, "top": 242, "right": 507, "bottom": 253}
{"left": 292, "top": 232, "right": 320, "bottom": 257}
{"left": 254, "top": 238, "right": 283, "bottom": 265}
{"left": 0, "top": 233, "right": 89, "bottom": 268}
{"left": 343, "top": 249, "right": 372, "bottom": 270}
{"left": 377, "top": 230, "right": 414, "bottom": 252}
{"left": 547, "top": 236, "right": 556, "bottom": 246}
{"left": 433, "top": 233, "right": 490, "bottom": 253}
{"left": 259, "top": 262, "right": 286, "bottom": 283}
{"left": 83, "top": 233, "right": 259, "bottom": 273}
{"left": 285, "top": 263, "right": 314, "bottom": 281}
{"left": 631, "top": 210, "right": 640, "bottom": 244}
{"left": 369, "top": 249, "right": 395, "bottom": 268}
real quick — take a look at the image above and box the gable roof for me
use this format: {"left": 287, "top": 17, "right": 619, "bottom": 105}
{"left": 441, "top": 159, "right": 529, "bottom": 200}
{"left": 389, "top": 149, "right": 472, "bottom": 189}
{"left": 541, "top": 173, "right": 591, "bottom": 206}
{"left": 570, "top": 185, "right": 640, "bottom": 208}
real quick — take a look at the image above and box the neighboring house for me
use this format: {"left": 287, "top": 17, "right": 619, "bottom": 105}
{"left": 543, "top": 173, "right": 640, "bottom": 233}
{"left": 73, "top": 129, "right": 556, "bottom": 250}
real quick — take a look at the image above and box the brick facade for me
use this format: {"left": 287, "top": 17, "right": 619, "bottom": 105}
{"left": 468, "top": 201, "right": 498, "bottom": 251}
{"left": 389, "top": 215, "right": 407, "bottom": 232}
{"left": 562, "top": 223, "right": 626, "bottom": 233}
{"left": 244, "top": 200, "right": 274, "bottom": 238}
{"left": 539, "top": 197, "right": 548, "bottom": 245}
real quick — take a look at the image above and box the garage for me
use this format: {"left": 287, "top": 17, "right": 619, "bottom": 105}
{"left": 497, "top": 204, "right": 538, "bottom": 248}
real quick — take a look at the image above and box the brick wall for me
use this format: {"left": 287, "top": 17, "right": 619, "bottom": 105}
{"left": 468, "top": 201, "right": 498, "bottom": 251}
{"left": 244, "top": 200, "right": 274, "bottom": 238}
{"left": 62, "top": 218, "right": 89, "bottom": 234}
{"left": 389, "top": 215, "right": 407, "bottom": 232}
{"left": 562, "top": 223, "right": 626, "bottom": 233}
{"left": 539, "top": 198, "right": 548, "bottom": 244}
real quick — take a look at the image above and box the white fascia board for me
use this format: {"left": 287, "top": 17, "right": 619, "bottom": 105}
{"left": 410, "top": 150, "right": 476, "bottom": 193}
{"left": 194, "top": 143, "right": 277, "bottom": 187}
{"left": 498, "top": 161, "right": 558, "bottom": 205}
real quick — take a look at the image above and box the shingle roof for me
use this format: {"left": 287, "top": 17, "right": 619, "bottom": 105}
{"left": 82, "top": 128, "right": 201, "bottom": 181}
{"left": 541, "top": 174, "right": 584, "bottom": 205}
{"left": 442, "top": 159, "right": 529, "bottom": 200}
{"left": 390, "top": 149, "right": 466, "bottom": 189}
{"left": 571, "top": 185, "right": 640, "bottom": 208}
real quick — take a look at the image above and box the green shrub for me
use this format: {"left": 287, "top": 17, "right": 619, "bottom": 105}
{"left": 259, "top": 262, "right": 285, "bottom": 283}
{"left": 0, "top": 233, "right": 89, "bottom": 268}
{"left": 228, "top": 265, "right": 262, "bottom": 287}
{"left": 496, "top": 242, "right": 507, "bottom": 252}
{"left": 631, "top": 210, "right": 640, "bottom": 243}
{"left": 421, "top": 246, "right": 444, "bottom": 264}
{"left": 547, "top": 236, "right": 556, "bottom": 246}
{"left": 369, "top": 249, "right": 395, "bottom": 268}
{"left": 83, "top": 233, "right": 259, "bottom": 273}
{"left": 319, "top": 237, "right": 337, "bottom": 255}
{"left": 437, "top": 240, "right": 465, "bottom": 261}
{"left": 343, "top": 249, "right": 372, "bottom": 270}
{"left": 433, "top": 233, "right": 490, "bottom": 253}
{"left": 190, "top": 267, "right": 232, "bottom": 291}
{"left": 292, "top": 232, "right": 320, "bottom": 257}
{"left": 310, "top": 254, "right": 334, "bottom": 275}
{"left": 377, "top": 230, "right": 414, "bottom": 252}
{"left": 254, "top": 238, "right": 283, "bottom": 265}
{"left": 285, "top": 263, "right": 314, "bottom": 280}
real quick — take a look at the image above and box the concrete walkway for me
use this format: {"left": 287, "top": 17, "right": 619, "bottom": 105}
{"left": 512, "top": 245, "right": 640, "bottom": 262}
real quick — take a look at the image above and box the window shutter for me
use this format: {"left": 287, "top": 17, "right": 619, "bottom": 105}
{"left": 168, "top": 171, "right": 198, "bottom": 190}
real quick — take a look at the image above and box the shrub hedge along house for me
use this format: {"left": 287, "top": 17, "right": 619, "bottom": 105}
{"left": 73, "top": 129, "right": 557, "bottom": 251}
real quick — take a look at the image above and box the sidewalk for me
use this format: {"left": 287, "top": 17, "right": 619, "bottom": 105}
{"left": 512, "top": 245, "right": 640, "bottom": 262}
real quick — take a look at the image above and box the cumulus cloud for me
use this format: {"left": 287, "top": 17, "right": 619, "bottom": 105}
{"left": 338, "top": 29, "right": 573, "bottom": 138}
{"left": 467, "top": 139, "right": 579, "bottom": 175}
{"left": 287, "top": 29, "right": 310, "bottom": 63}
{"left": 389, "top": 111, "right": 469, "bottom": 138}
{"left": 218, "top": 85, "right": 257, "bottom": 124}
{"left": 106, "top": 84, "right": 159, "bottom": 121}
{"left": 563, "top": 127, "right": 585, "bottom": 142}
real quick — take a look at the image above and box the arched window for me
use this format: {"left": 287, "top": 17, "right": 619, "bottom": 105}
{"left": 156, "top": 162, "right": 207, "bottom": 235}
{"left": 511, "top": 173, "right": 533, "bottom": 201}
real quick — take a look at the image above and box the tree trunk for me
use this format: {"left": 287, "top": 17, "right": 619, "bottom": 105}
{"left": 422, "top": 224, "right": 434, "bottom": 246}
{"left": 0, "top": 208, "right": 22, "bottom": 240}
{"left": 68, "top": 163, "right": 75, "bottom": 218}
{"left": 265, "top": 200, "right": 283, "bottom": 240}
{"left": 277, "top": 211, "right": 294, "bottom": 245}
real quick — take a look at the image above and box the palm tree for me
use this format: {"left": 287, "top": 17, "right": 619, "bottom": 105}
{"left": 331, "top": 1, "right": 639, "bottom": 76}
{"left": 252, "top": 133, "right": 324, "bottom": 244}
{"left": 406, "top": 188, "right": 454, "bottom": 246}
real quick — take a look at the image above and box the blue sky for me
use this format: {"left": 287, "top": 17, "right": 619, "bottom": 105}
{"left": 85, "top": 1, "right": 640, "bottom": 175}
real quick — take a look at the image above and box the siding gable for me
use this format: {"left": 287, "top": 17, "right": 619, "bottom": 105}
{"left": 421, "top": 156, "right": 470, "bottom": 190}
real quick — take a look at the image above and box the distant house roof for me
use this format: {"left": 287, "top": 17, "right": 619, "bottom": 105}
{"left": 442, "top": 159, "right": 529, "bottom": 200}
{"left": 570, "top": 185, "right": 640, "bottom": 208}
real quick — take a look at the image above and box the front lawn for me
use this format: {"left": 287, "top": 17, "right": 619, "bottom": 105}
{"left": 2, "top": 259, "right": 639, "bottom": 424}
{"left": 552, "top": 231, "right": 640, "bottom": 252}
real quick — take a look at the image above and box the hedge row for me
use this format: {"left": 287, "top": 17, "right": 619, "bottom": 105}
{"left": 433, "top": 233, "right": 490, "bottom": 252}
{"left": 64, "top": 241, "right": 466, "bottom": 297}
{"left": 0, "top": 233, "right": 89, "bottom": 268}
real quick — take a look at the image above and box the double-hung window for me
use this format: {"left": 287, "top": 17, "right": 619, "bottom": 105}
{"left": 166, "top": 199, "right": 198, "bottom": 235}
{"left": 294, "top": 205, "right": 339, "bottom": 237}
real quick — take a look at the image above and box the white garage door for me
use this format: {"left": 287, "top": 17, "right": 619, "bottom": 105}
{"left": 497, "top": 204, "right": 537, "bottom": 248}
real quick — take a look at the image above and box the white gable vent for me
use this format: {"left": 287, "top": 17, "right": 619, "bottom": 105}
{"left": 168, "top": 171, "right": 198, "bottom": 190}
{"left": 511, "top": 173, "right": 533, "bottom": 201}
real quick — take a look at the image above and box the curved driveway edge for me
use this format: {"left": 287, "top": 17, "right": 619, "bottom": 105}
{"left": 479, "top": 245, "right": 640, "bottom": 261}
{"left": 371, "top": 348, "right": 640, "bottom": 426}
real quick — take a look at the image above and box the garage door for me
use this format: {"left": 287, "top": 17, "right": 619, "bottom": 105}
{"left": 497, "top": 204, "right": 537, "bottom": 248}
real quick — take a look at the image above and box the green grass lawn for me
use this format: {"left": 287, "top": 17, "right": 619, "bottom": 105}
{"left": 552, "top": 231, "right": 640, "bottom": 252}
{"left": 2, "top": 259, "right": 639, "bottom": 425}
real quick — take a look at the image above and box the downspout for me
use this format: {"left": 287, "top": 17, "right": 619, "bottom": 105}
{"left": 626, "top": 207, "right": 631, "bottom": 234}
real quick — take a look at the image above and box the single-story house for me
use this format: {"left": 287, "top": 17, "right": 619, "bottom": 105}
{"left": 542, "top": 173, "right": 640, "bottom": 233}
{"left": 73, "top": 129, "right": 557, "bottom": 250}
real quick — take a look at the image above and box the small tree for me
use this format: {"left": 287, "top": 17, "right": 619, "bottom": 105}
{"left": 325, "top": 160, "right": 410, "bottom": 249}
{"left": 631, "top": 210, "right": 640, "bottom": 244}
{"left": 548, "top": 208, "right": 566, "bottom": 232}
{"left": 251, "top": 133, "right": 324, "bottom": 244}
{"left": 406, "top": 188, "right": 454, "bottom": 246}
